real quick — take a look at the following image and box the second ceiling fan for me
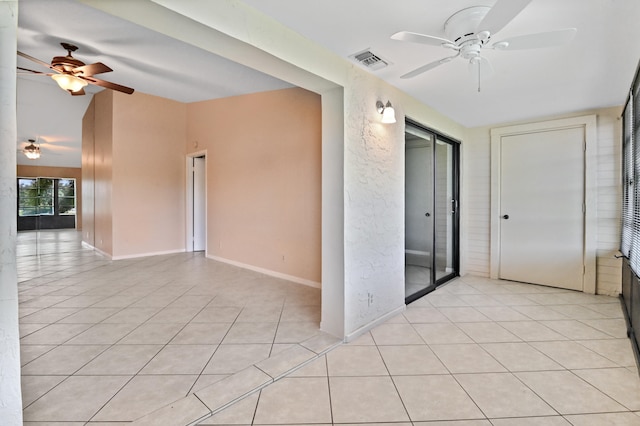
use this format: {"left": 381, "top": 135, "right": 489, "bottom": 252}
{"left": 391, "top": 0, "right": 576, "bottom": 87}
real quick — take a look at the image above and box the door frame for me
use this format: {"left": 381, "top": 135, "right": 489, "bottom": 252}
{"left": 489, "top": 115, "right": 597, "bottom": 293}
{"left": 405, "top": 118, "right": 461, "bottom": 304}
{"left": 185, "top": 150, "right": 207, "bottom": 253}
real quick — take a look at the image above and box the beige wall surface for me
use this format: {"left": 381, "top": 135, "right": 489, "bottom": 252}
{"left": 17, "top": 164, "right": 83, "bottom": 230}
{"left": 111, "top": 91, "right": 187, "bottom": 258}
{"left": 91, "top": 90, "right": 114, "bottom": 256}
{"left": 82, "top": 98, "right": 95, "bottom": 246}
{"left": 187, "top": 87, "right": 322, "bottom": 284}
{"left": 83, "top": 87, "right": 318, "bottom": 280}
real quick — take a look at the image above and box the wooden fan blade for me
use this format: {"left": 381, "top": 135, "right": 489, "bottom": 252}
{"left": 17, "top": 51, "right": 58, "bottom": 72}
{"left": 17, "top": 67, "right": 52, "bottom": 76}
{"left": 83, "top": 76, "right": 134, "bottom": 94}
{"left": 39, "top": 143, "right": 75, "bottom": 152}
{"left": 70, "top": 88, "right": 85, "bottom": 96}
{"left": 73, "top": 62, "right": 112, "bottom": 76}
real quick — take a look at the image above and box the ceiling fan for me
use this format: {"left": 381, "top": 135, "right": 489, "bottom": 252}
{"left": 20, "top": 139, "right": 41, "bottom": 160}
{"left": 18, "top": 137, "right": 73, "bottom": 160}
{"left": 17, "top": 42, "right": 135, "bottom": 96}
{"left": 391, "top": 0, "right": 576, "bottom": 88}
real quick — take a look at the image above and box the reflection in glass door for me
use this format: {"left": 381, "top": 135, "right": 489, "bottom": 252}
{"left": 405, "top": 120, "right": 459, "bottom": 303}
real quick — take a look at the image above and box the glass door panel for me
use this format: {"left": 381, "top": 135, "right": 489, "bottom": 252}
{"left": 405, "top": 126, "right": 434, "bottom": 298}
{"left": 434, "top": 137, "right": 456, "bottom": 281}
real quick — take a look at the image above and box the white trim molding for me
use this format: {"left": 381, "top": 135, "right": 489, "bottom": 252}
{"left": 111, "top": 248, "right": 186, "bottom": 261}
{"left": 207, "top": 254, "right": 321, "bottom": 288}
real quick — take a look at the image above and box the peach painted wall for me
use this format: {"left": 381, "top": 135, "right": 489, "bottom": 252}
{"left": 82, "top": 98, "right": 95, "bottom": 246}
{"left": 17, "top": 164, "right": 82, "bottom": 230}
{"left": 92, "top": 90, "right": 114, "bottom": 255}
{"left": 111, "top": 91, "right": 187, "bottom": 258}
{"left": 187, "top": 88, "right": 321, "bottom": 284}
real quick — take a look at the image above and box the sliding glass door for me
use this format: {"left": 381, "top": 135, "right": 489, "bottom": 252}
{"left": 405, "top": 126, "right": 434, "bottom": 298}
{"left": 405, "top": 120, "right": 459, "bottom": 303}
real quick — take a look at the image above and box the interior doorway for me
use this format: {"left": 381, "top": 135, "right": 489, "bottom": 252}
{"left": 405, "top": 120, "right": 460, "bottom": 303}
{"left": 186, "top": 154, "right": 206, "bottom": 253}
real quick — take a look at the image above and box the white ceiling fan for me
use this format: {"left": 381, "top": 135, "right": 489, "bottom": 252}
{"left": 391, "top": 0, "right": 576, "bottom": 89}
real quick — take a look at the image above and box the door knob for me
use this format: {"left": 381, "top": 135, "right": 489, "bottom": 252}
{"left": 425, "top": 212, "right": 431, "bottom": 217}
{"left": 502, "top": 214, "right": 509, "bottom": 219}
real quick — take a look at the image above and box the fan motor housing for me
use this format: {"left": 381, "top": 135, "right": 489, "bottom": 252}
{"left": 51, "top": 55, "right": 85, "bottom": 71}
{"left": 444, "top": 6, "right": 491, "bottom": 44}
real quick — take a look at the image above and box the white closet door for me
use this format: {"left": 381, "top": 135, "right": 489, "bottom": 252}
{"left": 499, "top": 127, "right": 585, "bottom": 291}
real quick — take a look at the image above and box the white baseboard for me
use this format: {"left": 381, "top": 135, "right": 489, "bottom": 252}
{"left": 343, "top": 304, "right": 406, "bottom": 343}
{"left": 80, "top": 242, "right": 187, "bottom": 261}
{"left": 206, "top": 254, "right": 321, "bottom": 288}
{"left": 81, "top": 241, "right": 112, "bottom": 259}
{"left": 111, "top": 248, "right": 186, "bottom": 260}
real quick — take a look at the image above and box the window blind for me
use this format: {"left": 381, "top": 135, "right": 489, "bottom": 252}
{"left": 622, "top": 96, "right": 633, "bottom": 257}
{"left": 623, "top": 64, "right": 640, "bottom": 277}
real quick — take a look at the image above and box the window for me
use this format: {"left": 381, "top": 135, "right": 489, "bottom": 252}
{"left": 58, "top": 179, "right": 75, "bottom": 215}
{"left": 17, "top": 177, "right": 75, "bottom": 217}
{"left": 621, "top": 64, "right": 640, "bottom": 276}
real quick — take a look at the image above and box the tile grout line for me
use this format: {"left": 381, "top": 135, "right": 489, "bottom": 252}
{"left": 135, "top": 334, "right": 342, "bottom": 425}
{"left": 180, "top": 293, "right": 241, "bottom": 396}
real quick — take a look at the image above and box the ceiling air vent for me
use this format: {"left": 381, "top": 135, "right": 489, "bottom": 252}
{"left": 349, "top": 49, "right": 390, "bottom": 71}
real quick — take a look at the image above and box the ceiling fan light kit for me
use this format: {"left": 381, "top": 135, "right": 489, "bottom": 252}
{"left": 23, "top": 139, "right": 40, "bottom": 160}
{"left": 51, "top": 73, "right": 88, "bottom": 93}
{"left": 391, "top": 0, "right": 577, "bottom": 90}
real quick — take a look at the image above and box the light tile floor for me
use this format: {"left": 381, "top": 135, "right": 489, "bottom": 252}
{"left": 17, "top": 230, "right": 334, "bottom": 424}
{"left": 197, "top": 277, "right": 640, "bottom": 425}
{"left": 18, "top": 230, "right": 640, "bottom": 425}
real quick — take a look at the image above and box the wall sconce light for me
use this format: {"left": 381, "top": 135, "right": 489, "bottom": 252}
{"left": 23, "top": 139, "right": 41, "bottom": 160}
{"left": 376, "top": 100, "right": 396, "bottom": 124}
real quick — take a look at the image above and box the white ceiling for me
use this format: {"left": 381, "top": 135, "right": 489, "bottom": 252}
{"left": 242, "top": 0, "right": 640, "bottom": 127}
{"left": 16, "top": 0, "right": 640, "bottom": 168}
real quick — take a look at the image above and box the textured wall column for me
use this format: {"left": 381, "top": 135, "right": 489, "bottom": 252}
{"left": 320, "top": 87, "right": 345, "bottom": 338}
{"left": 0, "top": 1, "right": 23, "bottom": 425}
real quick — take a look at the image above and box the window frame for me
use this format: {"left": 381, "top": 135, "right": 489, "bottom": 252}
{"left": 17, "top": 177, "right": 76, "bottom": 218}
